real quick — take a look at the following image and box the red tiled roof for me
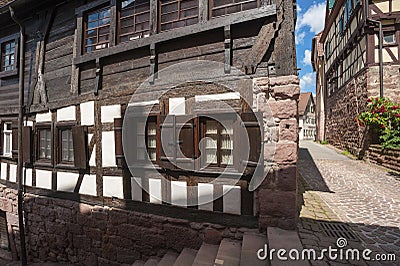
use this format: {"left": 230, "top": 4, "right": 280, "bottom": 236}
{"left": 298, "top": 92, "right": 312, "bottom": 115}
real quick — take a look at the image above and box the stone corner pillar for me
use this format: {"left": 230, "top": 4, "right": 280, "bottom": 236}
{"left": 253, "top": 75, "right": 300, "bottom": 231}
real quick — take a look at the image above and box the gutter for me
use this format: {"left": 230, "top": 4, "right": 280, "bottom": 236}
{"left": 9, "top": 6, "right": 27, "bottom": 266}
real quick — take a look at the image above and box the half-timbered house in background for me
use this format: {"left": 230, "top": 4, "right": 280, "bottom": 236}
{"left": 0, "top": 0, "right": 299, "bottom": 263}
{"left": 320, "top": 0, "right": 400, "bottom": 155}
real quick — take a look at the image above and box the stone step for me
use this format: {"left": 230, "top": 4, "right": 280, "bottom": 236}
{"left": 214, "top": 239, "right": 241, "bottom": 266}
{"left": 132, "top": 261, "right": 146, "bottom": 266}
{"left": 144, "top": 257, "right": 160, "bottom": 266}
{"left": 158, "top": 251, "right": 179, "bottom": 266}
{"left": 173, "top": 248, "right": 198, "bottom": 266}
{"left": 267, "top": 227, "right": 309, "bottom": 266}
{"left": 192, "top": 243, "right": 219, "bottom": 266}
{"left": 240, "top": 232, "right": 269, "bottom": 266}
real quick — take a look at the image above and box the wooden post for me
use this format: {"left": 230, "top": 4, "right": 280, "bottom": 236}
{"left": 224, "top": 25, "right": 232, "bottom": 74}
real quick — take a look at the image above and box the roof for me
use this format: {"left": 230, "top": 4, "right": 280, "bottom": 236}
{"left": 298, "top": 92, "right": 313, "bottom": 115}
{"left": 311, "top": 32, "right": 324, "bottom": 71}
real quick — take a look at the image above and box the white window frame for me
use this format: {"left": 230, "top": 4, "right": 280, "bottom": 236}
{"left": 3, "top": 123, "right": 12, "bottom": 157}
{"left": 383, "top": 32, "right": 395, "bottom": 45}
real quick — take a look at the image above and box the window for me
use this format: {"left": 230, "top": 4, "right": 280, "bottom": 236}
{"left": 1, "top": 41, "right": 16, "bottom": 72}
{"left": 84, "top": 6, "right": 111, "bottom": 53}
{"left": 201, "top": 118, "right": 233, "bottom": 167}
{"left": 3, "top": 123, "right": 12, "bottom": 157}
{"left": 210, "top": 0, "right": 258, "bottom": 17}
{"left": 146, "top": 118, "right": 157, "bottom": 162}
{"left": 383, "top": 32, "right": 395, "bottom": 45}
{"left": 38, "top": 128, "right": 52, "bottom": 161}
{"left": 59, "top": 128, "right": 74, "bottom": 163}
{"left": 159, "top": 0, "right": 199, "bottom": 31}
{"left": 119, "top": 0, "right": 151, "bottom": 42}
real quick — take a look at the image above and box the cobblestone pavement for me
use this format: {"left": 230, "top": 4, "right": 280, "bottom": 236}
{"left": 298, "top": 141, "right": 400, "bottom": 266}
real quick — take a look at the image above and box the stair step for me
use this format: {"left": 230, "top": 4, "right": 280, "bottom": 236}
{"left": 240, "top": 232, "right": 269, "bottom": 266}
{"left": 144, "top": 257, "right": 160, "bottom": 266}
{"left": 267, "top": 227, "right": 309, "bottom": 266}
{"left": 158, "top": 251, "right": 179, "bottom": 266}
{"left": 173, "top": 248, "right": 198, "bottom": 266}
{"left": 214, "top": 239, "right": 241, "bottom": 266}
{"left": 192, "top": 243, "right": 219, "bottom": 266}
{"left": 132, "top": 261, "right": 146, "bottom": 266}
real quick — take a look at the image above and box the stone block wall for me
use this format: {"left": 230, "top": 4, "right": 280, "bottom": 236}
{"left": 368, "top": 65, "right": 400, "bottom": 103}
{"left": 366, "top": 145, "right": 400, "bottom": 172}
{"left": 0, "top": 184, "right": 259, "bottom": 264}
{"left": 253, "top": 75, "right": 300, "bottom": 230}
{"left": 325, "top": 69, "right": 369, "bottom": 156}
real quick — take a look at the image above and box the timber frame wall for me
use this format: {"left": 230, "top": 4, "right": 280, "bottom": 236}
{"left": 321, "top": 0, "right": 400, "bottom": 155}
{"left": 0, "top": 0, "right": 298, "bottom": 259}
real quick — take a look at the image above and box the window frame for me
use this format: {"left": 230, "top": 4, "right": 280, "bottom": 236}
{"left": 199, "top": 117, "right": 234, "bottom": 169}
{"left": 159, "top": 0, "right": 199, "bottom": 32}
{"left": 83, "top": 4, "right": 112, "bottom": 54}
{"left": 35, "top": 123, "right": 53, "bottom": 165}
{"left": 118, "top": 0, "right": 151, "bottom": 43}
{"left": 0, "top": 34, "right": 19, "bottom": 78}
{"left": 383, "top": 32, "right": 396, "bottom": 45}
{"left": 2, "top": 122, "right": 12, "bottom": 157}
{"left": 56, "top": 124, "right": 76, "bottom": 166}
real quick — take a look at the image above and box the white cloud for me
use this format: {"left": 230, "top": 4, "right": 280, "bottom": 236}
{"left": 295, "top": 31, "right": 306, "bottom": 45}
{"left": 297, "top": 4, "right": 302, "bottom": 13}
{"left": 296, "top": 2, "right": 326, "bottom": 34}
{"left": 302, "top": 49, "right": 312, "bottom": 66}
{"left": 300, "top": 72, "right": 316, "bottom": 92}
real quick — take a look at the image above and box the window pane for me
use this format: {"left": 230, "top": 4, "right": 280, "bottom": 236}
{"left": 1, "top": 40, "right": 16, "bottom": 72}
{"left": 5, "top": 134, "right": 10, "bottom": 154}
{"left": 84, "top": 7, "right": 110, "bottom": 53}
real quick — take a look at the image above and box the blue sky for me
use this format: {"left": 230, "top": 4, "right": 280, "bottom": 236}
{"left": 296, "top": 0, "right": 327, "bottom": 95}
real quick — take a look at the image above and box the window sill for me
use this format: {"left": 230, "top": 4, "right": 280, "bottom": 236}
{"left": 55, "top": 164, "right": 79, "bottom": 171}
{"left": 0, "top": 69, "right": 18, "bottom": 79}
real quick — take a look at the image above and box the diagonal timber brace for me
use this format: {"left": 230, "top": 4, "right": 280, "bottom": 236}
{"left": 242, "top": 5, "right": 284, "bottom": 75}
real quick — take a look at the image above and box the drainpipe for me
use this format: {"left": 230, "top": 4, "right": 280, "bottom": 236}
{"left": 365, "top": 1, "right": 384, "bottom": 98}
{"left": 10, "top": 6, "right": 28, "bottom": 266}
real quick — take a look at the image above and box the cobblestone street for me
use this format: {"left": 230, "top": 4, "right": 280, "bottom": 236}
{"left": 298, "top": 141, "right": 400, "bottom": 266}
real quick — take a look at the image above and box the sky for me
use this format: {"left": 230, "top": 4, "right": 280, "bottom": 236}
{"left": 296, "top": 0, "right": 327, "bottom": 95}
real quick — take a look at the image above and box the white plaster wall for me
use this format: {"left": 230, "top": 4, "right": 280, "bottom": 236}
{"left": 0, "top": 163, "right": 6, "bottom": 180}
{"left": 57, "top": 106, "right": 76, "bottom": 122}
{"left": 223, "top": 185, "right": 241, "bottom": 215}
{"left": 101, "top": 105, "right": 121, "bottom": 123}
{"left": 80, "top": 101, "right": 95, "bottom": 126}
{"left": 24, "top": 168, "right": 32, "bottom": 186}
{"left": 88, "top": 134, "right": 96, "bottom": 167}
{"left": 57, "top": 172, "right": 79, "bottom": 192}
{"left": 171, "top": 181, "right": 187, "bottom": 207}
{"left": 195, "top": 92, "right": 240, "bottom": 102}
{"left": 36, "top": 111, "right": 52, "bottom": 122}
{"left": 169, "top": 97, "right": 185, "bottom": 115}
{"left": 103, "top": 176, "right": 123, "bottom": 198}
{"left": 9, "top": 164, "right": 17, "bottom": 182}
{"left": 198, "top": 183, "right": 214, "bottom": 211}
{"left": 149, "top": 178, "right": 161, "bottom": 204}
{"left": 36, "top": 170, "right": 53, "bottom": 189}
{"left": 24, "top": 121, "right": 34, "bottom": 127}
{"left": 79, "top": 174, "right": 97, "bottom": 196}
{"left": 102, "top": 131, "right": 116, "bottom": 167}
{"left": 131, "top": 177, "right": 142, "bottom": 201}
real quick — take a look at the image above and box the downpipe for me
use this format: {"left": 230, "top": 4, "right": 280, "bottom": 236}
{"left": 10, "top": 6, "right": 28, "bottom": 266}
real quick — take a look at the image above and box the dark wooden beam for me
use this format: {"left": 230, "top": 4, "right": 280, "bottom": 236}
{"left": 224, "top": 25, "right": 231, "bottom": 74}
{"left": 149, "top": 43, "right": 157, "bottom": 84}
{"left": 199, "top": 0, "right": 208, "bottom": 22}
{"left": 73, "top": 5, "right": 277, "bottom": 65}
{"left": 75, "top": 0, "right": 110, "bottom": 15}
{"left": 94, "top": 58, "right": 102, "bottom": 95}
{"left": 149, "top": 0, "right": 158, "bottom": 35}
{"left": 109, "top": 0, "right": 117, "bottom": 46}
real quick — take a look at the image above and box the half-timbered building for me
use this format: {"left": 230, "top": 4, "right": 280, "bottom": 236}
{"left": 320, "top": 0, "right": 400, "bottom": 155}
{"left": 0, "top": 0, "right": 299, "bottom": 263}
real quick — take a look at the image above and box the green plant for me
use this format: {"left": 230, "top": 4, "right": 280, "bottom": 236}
{"left": 320, "top": 140, "right": 328, "bottom": 145}
{"left": 341, "top": 150, "right": 352, "bottom": 156}
{"left": 356, "top": 97, "right": 400, "bottom": 149}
